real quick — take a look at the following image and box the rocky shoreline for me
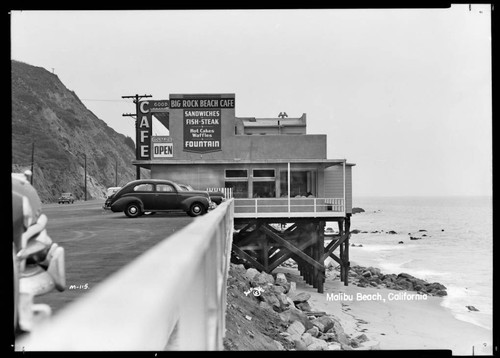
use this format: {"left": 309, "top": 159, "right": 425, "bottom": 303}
{"left": 337, "top": 264, "right": 447, "bottom": 297}
{"left": 224, "top": 263, "right": 377, "bottom": 351}
{"left": 225, "top": 259, "right": 450, "bottom": 351}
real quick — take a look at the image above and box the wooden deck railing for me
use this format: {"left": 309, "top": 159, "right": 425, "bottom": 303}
{"left": 206, "top": 187, "right": 233, "bottom": 199}
{"left": 234, "top": 197, "right": 345, "bottom": 218}
{"left": 15, "top": 199, "right": 235, "bottom": 351}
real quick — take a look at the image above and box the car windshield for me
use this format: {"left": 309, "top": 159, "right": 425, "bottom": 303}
{"left": 179, "top": 184, "right": 194, "bottom": 191}
{"left": 62, "top": 193, "right": 72, "bottom": 196}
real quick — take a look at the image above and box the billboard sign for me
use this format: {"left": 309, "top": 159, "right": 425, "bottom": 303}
{"left": 183, "top": 109, "right": 221, "bottom": 153}
{"left": 170, "top": 98, "right": 234, "bottom": 109}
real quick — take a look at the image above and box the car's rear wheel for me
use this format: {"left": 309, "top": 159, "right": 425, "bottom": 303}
{"left": 125, "top": 203, "right": 142, "bottom": 218}
{"left": 188, "top": 202, "right": 206, "bottom": 217}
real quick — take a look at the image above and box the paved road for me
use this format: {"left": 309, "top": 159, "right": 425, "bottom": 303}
{"left": 39, "top": 200, "right": 194, "bottom": 314}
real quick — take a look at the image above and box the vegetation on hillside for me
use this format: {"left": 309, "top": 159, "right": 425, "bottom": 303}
{"left": 11, "top": 60, "right": 145, "bottom": 202}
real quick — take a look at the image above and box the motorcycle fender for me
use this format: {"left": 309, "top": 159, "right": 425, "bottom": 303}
{"left": 47, "top": 245, "right": 66, "bottom": 291}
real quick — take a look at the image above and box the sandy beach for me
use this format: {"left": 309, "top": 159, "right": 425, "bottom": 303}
{"left": 275, "top": 255, "right": 493, "bottom": 355}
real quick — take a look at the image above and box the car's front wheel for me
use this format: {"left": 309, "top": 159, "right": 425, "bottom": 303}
{"left": 188, "top": 202, "right": 206, "bottom": 217}
{"left": 125, "top": 203, "right": 142, "bottom": 218}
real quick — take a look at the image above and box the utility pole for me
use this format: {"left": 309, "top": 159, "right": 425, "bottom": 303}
{"left": 115, "top": 157, "right": 118, "bottom": 187}
{"left": 84, "top": 153, "right": 87, "bottom": 201}
{"left": 30, "top": 141, "right": 35, "bottom": 185}
{"left": 122, "top": 94, "right": 152, "bottom": 180}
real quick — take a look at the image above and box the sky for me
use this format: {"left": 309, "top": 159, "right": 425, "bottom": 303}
{"left": 10, "top": 6, "right": 492, "bottom": 197}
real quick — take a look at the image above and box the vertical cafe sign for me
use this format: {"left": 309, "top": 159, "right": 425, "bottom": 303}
{"left": 170, "top": 98, "right": 234, "bottom": 153}
{"left": 137, "top": 101, "right": 152, "bottom": 160}
{"left": 136, "top": 100, "right": 169, "bottom": 160}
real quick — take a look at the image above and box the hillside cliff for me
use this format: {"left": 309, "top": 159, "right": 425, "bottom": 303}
{"left": 11, "top": 60, "right": 146, "bottom": 202}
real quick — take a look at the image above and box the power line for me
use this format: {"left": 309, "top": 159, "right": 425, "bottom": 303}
{"left": 81, "top": 99, "right": 130, "bottom": 102}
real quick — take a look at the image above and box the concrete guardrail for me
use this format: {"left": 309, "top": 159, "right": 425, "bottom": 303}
{"left": 16, "top": 199, "right": 235, "bottom": 351}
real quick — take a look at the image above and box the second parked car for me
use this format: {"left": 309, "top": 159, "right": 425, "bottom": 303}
{"left": 58, "top": 192, "right": 74, "bottom": 204}
{"left": 104, "top": 179, "right": 212, "bottom": 218}
{"left": 178, "top": 183, "right": 225, "bottom": 205}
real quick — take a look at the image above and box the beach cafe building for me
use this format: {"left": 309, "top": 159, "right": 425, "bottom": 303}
{"left": 132, "top": 93, "right": 355, "bottom": 292}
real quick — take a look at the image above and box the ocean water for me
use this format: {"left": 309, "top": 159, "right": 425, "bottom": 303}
{"left": 328, "top": 196, "right": 493, "bottom": 331}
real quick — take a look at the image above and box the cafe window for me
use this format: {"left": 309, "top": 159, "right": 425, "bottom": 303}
{"left": 225, "top": 181, "right": 248, "bottom": 198}
{"left": 225, "top": 169, "right": 248, "bottom": 178}
{"left": 253, "top": 181, "right": 276, "bottom": 198}
{"left": 280, "top": 170, "right": 317, "bottom": 197}
{"left": 253, "top": 169, "right": 275, "bottom": 178}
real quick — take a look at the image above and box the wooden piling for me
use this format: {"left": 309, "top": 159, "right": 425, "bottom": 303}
{"left": 317, "top": 221, "right": 325, "bottom": 293}
{"left": 338, "top": 219, "right": 344, "bottom": 282}
{"left": 344, "top": 216, "right": 351, "bottom": 286}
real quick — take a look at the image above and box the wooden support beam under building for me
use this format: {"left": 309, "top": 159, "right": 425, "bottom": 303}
{"left": 232, "top": 244, "right": 266, "bottom": 272}
{"left": 232, "top": 217, "right": 350, "bottom": 293}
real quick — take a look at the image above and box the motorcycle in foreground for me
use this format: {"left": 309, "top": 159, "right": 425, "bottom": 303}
{"left": 12, "top": 171, "right": 66, "bottom": 335}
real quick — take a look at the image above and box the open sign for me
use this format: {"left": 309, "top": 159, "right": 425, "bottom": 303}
{"left": 153, "top": 142, "right": 173, "bottom": 158}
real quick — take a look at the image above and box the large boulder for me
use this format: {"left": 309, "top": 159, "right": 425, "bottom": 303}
{"left": 272, "top": 340, "right": 285, "bottom": 350}
{"left": 276, "top": 293, "right": 291, "bottom": 309}
{"left": 361, "top": 271, "right": 372, "bottom": 278}
{"left": 356, "top": 334, "right": 369, "bottom": 343}
{"left": 306, "top": 326, "right": 320, "bottom": 338}
{"left": 260, "top": 291, "right": 281, "bottom": 310}
{"left": 398, "top": 273, "right": 417, "bottom": 281}
{"left": 293, "top": 338, "right": 308, "bottom": 351}
{"left": 382, "top": 274, "right": 397, "bottom": 283}
{"left": 291, "top": 292, "right": 311, "bottom": 304}
{"left": 296, "top": 301, "right": 312, "bottom": 312}
{"left": 253, "top": 272, "right": 275, "bottom": 286}
{"left": 279, "top": 306, "right": 314, "bottom": 330}
{"left": 245, "top": 268, "right": 260, "bottom": 281}
{"left": 426, "top": 282, "right": 447, "bottom": 291}
{"left": 433, "top": 289, "right": 447, "bottom": 297}
{"left": 311, "top": 319, "right": 325, "bottom": 332}
{"left": 284, "top": 333, "right": 301, "bottom": 344}
{"left": 259, "top": 301, "right": 274, "bottom": 312}
{"left": 286, "top": 296, "right": 296, "bottom": 308}
{"left": 395, "top": 278, "right": 414, "bottom": 291}
{"left": 326, "top": 319, "right": 350, "bottom": 346}
{"left": 275, "top": 272, "right": 288, "bottom": 285}
{"left": 269, "top": 284, "right": 286, "bottom": 295}
{"left": 311, "top": 316, "right": 335, "bottom": 333}
{"left": 307, "top": 337, "right": 328, "bottom": 350}
{"left": 367, "top": 266, "right": 381, "bottom": 276}
{"left": 286, "top": 321, "right": 306, "bottom": 336}
{"left": 287, "top": 282, "right": 297, "bottom": 297}
{"left": 327, "top": 343, "right": 342, "bottom": 350}
{"left": 301, "top": 332, "right": 314, "bottom": 346}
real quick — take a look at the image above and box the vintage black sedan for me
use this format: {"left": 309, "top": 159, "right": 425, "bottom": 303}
{"left": 104, "top": 179, "right": 213, "bottom": 218}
